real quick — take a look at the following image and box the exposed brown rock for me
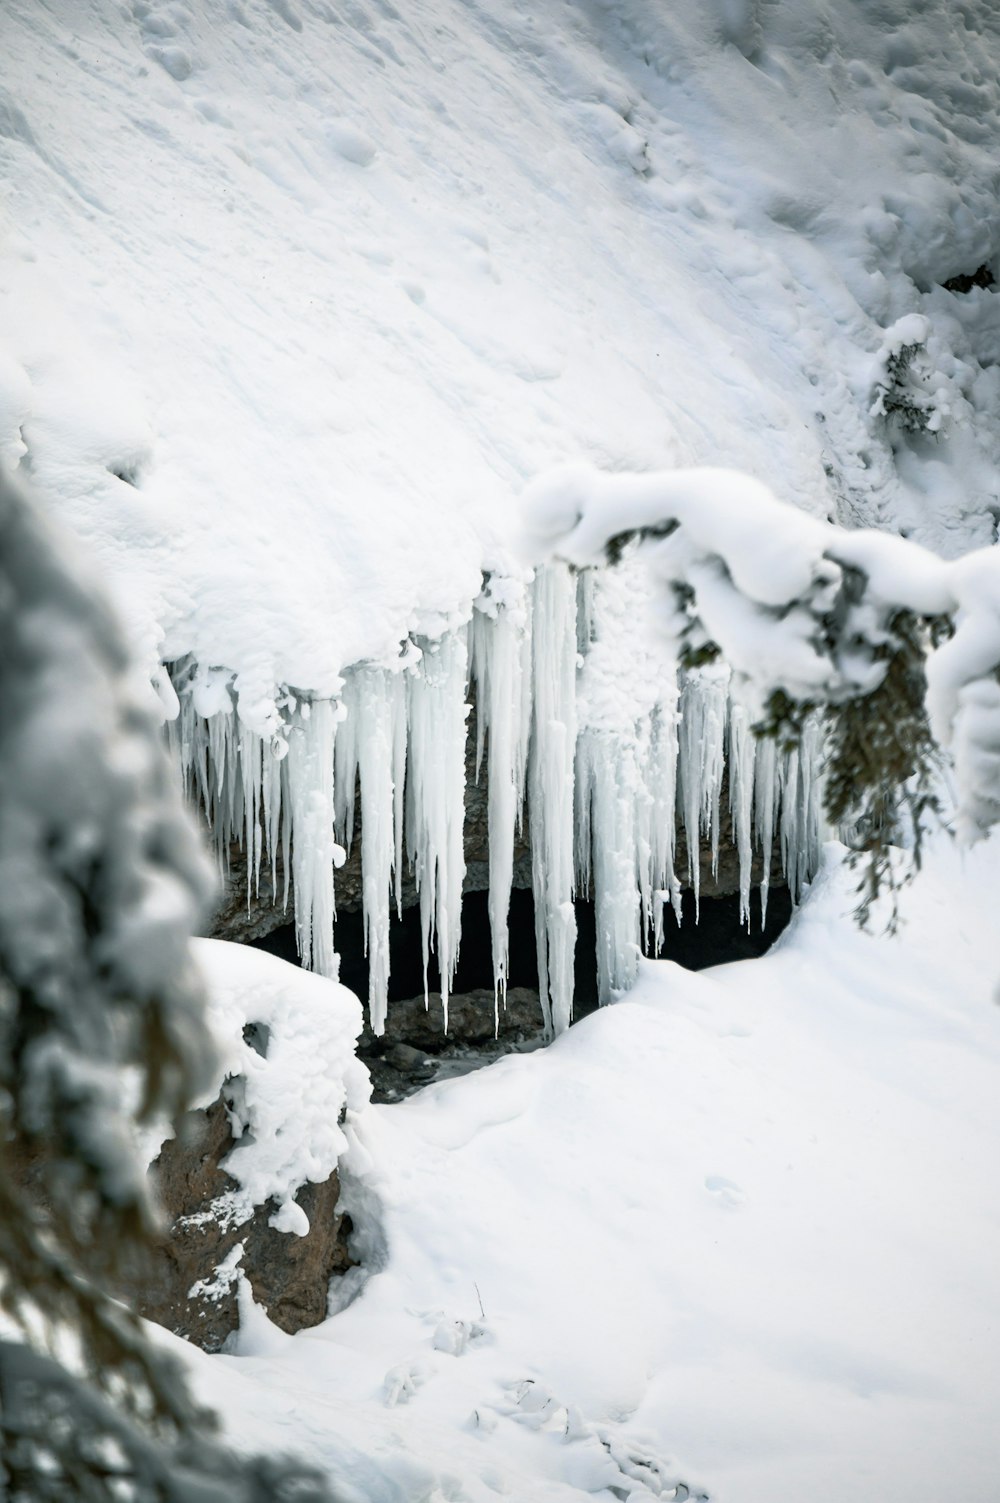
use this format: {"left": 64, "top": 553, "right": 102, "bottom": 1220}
{"left": 363, "top": 984, "right": 542, "bottom": 1052}
{"left": 136, "top": 1098, "right": 354, "bottom": 1352}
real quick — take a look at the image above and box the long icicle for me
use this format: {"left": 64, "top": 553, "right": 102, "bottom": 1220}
{"left": 355, "top": 666, "right": 404, "bottom": 1036}
{"left": 285, "top": 698, "right": 339, "bottom": 978}
{"left": 528, "top": 564, "right": 578, "bottom": 1037}
{"left": 405, "top": 632, "right": 469, "bottom": 1030}
{"left": 471, "top": 587, "right": 530, "bottom": 1028}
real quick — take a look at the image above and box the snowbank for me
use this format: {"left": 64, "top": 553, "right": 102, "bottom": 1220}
{"left": 165, "top": 836, "right": 1000, "bottom": 1502}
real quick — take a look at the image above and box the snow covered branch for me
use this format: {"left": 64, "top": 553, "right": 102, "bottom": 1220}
{"left": 0, "top": 472, "right": 344, "bottom": 1499}
{"left": 523, "top": 463, "right": 1000, "bottom": 850}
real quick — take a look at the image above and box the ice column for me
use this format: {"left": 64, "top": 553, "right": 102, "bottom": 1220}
{"left": 355, "top": 668, "right": 406, "bottom": 1036}
{"left": 645, "top": 691, "right": 682, "bottom": 952}
{"left": 752, "top": 733, "right": 777, "bottom": 926}
{"left": 405, "top": 632, "right": 470, "bottom": 1026}
{"left": 727, "top": 695, "right": 757, "bottom": 927}
{"left": 284, "top": 699, "right": 340, "bottom": 979}
{"left": 779, "top": 714, "right": 824, "bottom": 901}
{"left": 471, "top": 587, "right": 532, "bottom": 1017}
{"left": 677, "top": 668, "right": 729, "bottom": 916}
{"left": 528, "top": 565, "right": 578, "bottom": 1036}
{"left": 576, "top": 729, "right": 643, "bottom": 1003}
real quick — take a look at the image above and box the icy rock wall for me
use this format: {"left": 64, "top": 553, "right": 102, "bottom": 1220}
{"left": 167, "top": 566, "right": 823, "bottom": 1037}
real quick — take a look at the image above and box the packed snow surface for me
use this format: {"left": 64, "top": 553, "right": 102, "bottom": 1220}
{"left": 168, "top": 838, "right": 1000, "bottom": 1502}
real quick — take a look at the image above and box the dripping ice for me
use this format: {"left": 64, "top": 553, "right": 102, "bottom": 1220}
{"left": 166, "top": 563, "right": 825, "bottom": 1038}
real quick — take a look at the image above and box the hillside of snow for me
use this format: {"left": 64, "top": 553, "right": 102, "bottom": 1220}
{"left": 171, "top": 837, "right": 1000, "bottom": 1503}
{"left": 4, "top": 2, "right": 1000, "bottom": 1500}
{"left": 4, "top": 0, "right": 1000, "bottom": 718}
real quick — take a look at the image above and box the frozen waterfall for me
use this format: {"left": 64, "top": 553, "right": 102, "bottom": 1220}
{"left": 166, "top": 564, "right": 824, "bottom": 1037}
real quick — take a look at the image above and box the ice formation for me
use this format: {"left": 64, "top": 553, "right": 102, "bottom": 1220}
{"left": 167, "top": 560, "right": 824, "bottom": 1038}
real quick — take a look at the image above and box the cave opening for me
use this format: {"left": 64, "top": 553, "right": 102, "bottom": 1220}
{"left": 250, "top": 886, "right": 794, "bottom": 1012}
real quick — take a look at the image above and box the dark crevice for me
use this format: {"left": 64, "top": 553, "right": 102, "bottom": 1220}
{"left": 249, "top": 885, "right": 793, "bottom": 1025}
{"left": 942, "top": 263, "right": 995, "bottom": 294}
{"left": 248, "top": 885, "right": 792, "bottom": 1099}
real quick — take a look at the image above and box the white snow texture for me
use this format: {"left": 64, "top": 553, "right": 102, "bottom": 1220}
{"left": 4, "top": 0, "right": 1000, "bottom": 1499}
{"left": 6, "top": 0, "right": 1000, "bottom": 1032}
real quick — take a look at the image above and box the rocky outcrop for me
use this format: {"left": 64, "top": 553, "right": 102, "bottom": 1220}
{"left": 137, "top": 1099, "right": 354, "bottom": 1353}
{"left": 7, "top": 1096, "right": 353, "bottom": 1355}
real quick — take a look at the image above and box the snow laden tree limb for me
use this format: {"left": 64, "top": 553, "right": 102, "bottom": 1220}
{"left": 0, "top": 472, "right": 341, "bottom": 1501}
{"left": 522, "top": 463, "right": 1000, "bottom": 918}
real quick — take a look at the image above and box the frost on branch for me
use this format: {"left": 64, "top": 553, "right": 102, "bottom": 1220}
{"left": 523, "top": 461, "right": 1000, "bottom": 910}
{"left": 869, "top": 314, "right": 954, "bottom": 435}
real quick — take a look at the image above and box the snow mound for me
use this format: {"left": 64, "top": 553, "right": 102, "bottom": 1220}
{"left": 191, "top": 939, "right": 369, "bottom": 1230}
{"left": 166, "top": 837, "right": 1000, "bottom": 1503}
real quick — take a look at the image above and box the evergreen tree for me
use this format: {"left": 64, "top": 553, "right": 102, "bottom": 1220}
{"left": 0, "top": 471, "right": 335, "bottom": 1501}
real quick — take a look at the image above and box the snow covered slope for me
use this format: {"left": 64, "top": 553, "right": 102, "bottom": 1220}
{"left": 170, "top": 836, "right": 1000, "bottom": 1503}
{"left": 6, "top": 4, "right": 1000, "bottom": 1498}
{"left": 7, "top": 0, "right": 1000, "bottom": 1023}
{"left": 3, "top": 0, "right": 1000, "bottom": 708}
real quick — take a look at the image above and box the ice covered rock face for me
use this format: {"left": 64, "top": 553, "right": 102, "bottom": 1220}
{"left": 171, "top": 564, "right": 823, "bottom": 1038}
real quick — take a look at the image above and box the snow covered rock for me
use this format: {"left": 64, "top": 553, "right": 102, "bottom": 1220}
{"left": 139, "top": 1099, "right": 356, "bottom": 1352}
{"left": 135, "top": 941, "right": 369, "bottom": 1351}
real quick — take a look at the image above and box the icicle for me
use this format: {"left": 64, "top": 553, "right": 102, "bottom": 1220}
{"left": 801, "top": 713, "right": 825, "bottom": 883}
{"left": 392, "top": 671, "right": 407, "bottom": 919}
{"left": 528, "top": 564, "right": 578, "bottom": 1037}
{"left": 677, "top": 669, "right": 729, "bottom": 919}
{"left": 239, "top": 725, "right": 263, "bottom": 900}
{"left": 354, "top": 666, "right": 405, "bottom": 1036}
{"left": 405, "top": 631, "right": 469, "bottom": 1028}
{"left": 334, "top": 674, "right": 360, "bottom": 853}
{"left": 646, "top": 687, "right": 682, "bottom": 951}
{"left": 574, "top": 734, "right": 593, "bottom": 902}
{"left": 284, "top": 698, "right": 339, "bottom": 978}
{"left": 471, "top": 587, "right": 530, "bottom": 1026}
{"left": 262, "top": 728, "right": 285, "bottom": 901}
{"left": 727, "top": 696, "right": 757, "bottom": 928}
{"left": 779, "top": 712, "right": 824, "bottom": 902}
{"left": 578, "top": 730, "right": 643, "bottom": 1003}
{"left": 753, "top": 734, "right": 777, "bottom": 927}
{"left": 779, "top": 741, "right": 802, "bottom": 900}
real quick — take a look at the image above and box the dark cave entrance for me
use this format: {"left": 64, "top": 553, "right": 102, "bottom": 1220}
{"left": 248, "top": 884, "right": 792, "bottom": 1099}
{"left": 249, "top": 883, "right": 793, "bottom": 1024}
